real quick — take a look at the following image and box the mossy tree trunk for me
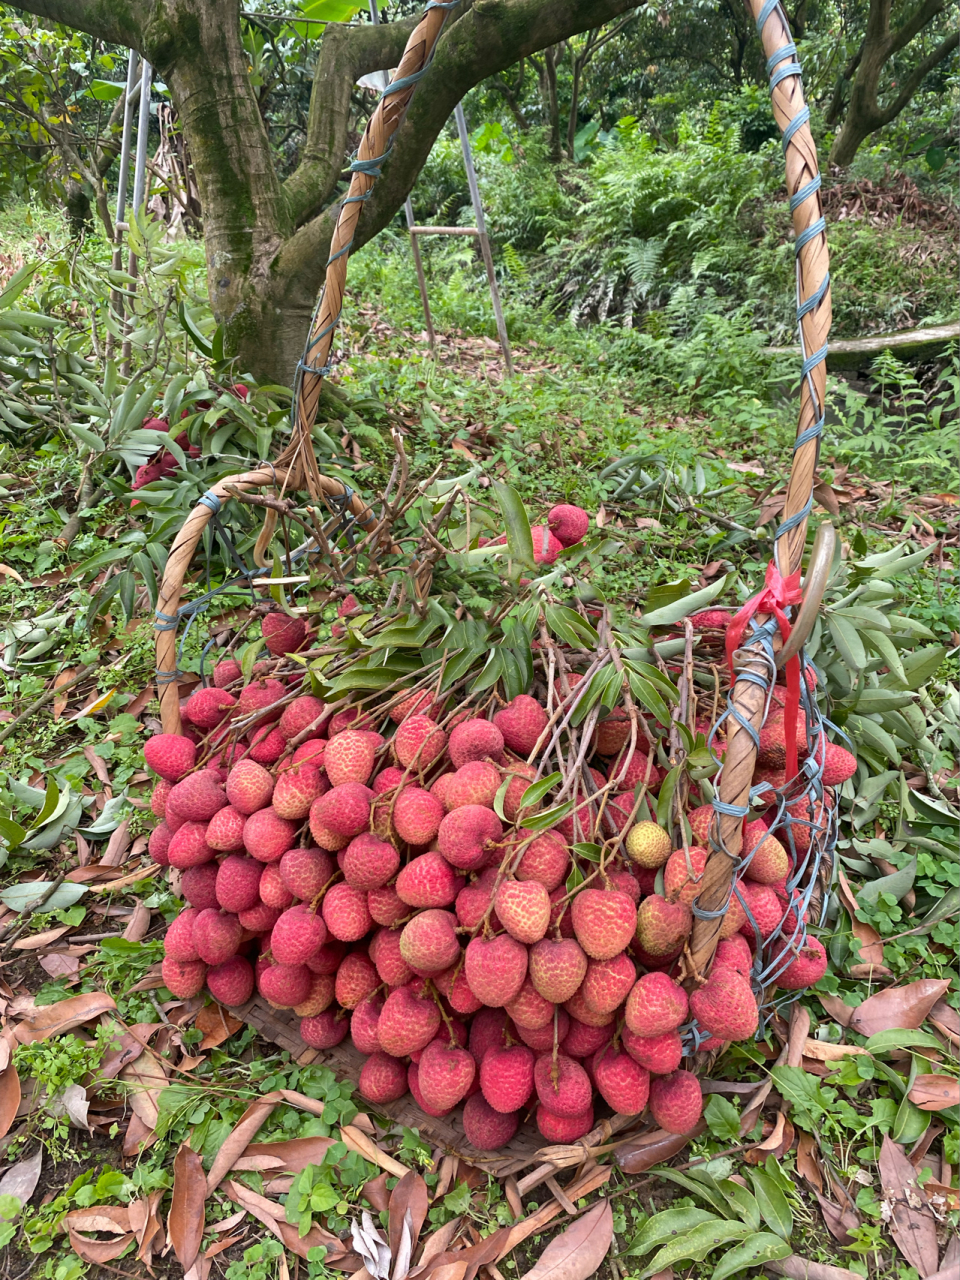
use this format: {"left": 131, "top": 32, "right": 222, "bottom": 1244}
{"left": 13, "top": 0, "right": 641, "bottom": 385}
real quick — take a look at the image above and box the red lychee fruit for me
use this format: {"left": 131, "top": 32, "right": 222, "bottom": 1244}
{"left": 167, "top": 822, "right": 216, "bottom": 870}
{"left": 148, "top": 822, "right": 173, "bottom": 866}
{"left": 399, "top": 909, "right": 460, "bottom": 973}
{"left": 480, "top": 1044, "right": 535, "bottom": 1113}
{"left": 213, "top": 659, "right": 242, "bottom": 688}
{"left": 468, "top": 1006, "right": 510, "bottom": 1063}
{"left": 592, "top": 708, "right": 631, "bottom": 757}
{"left": 394, "top": 714, "right": 447, "bottom": 770}
{"left": 258, "top": 962, "right": 313, "bottom": 1008}
{"left": 407, "top": 1062, "right": 452, "bottom": 1117}
{"left": 324, "top": 730, "right": 376, "bottom": 787}
{"left": 359, "top": 1052, "right": 408, "bottom": 1104}
{"left": 505, "top": 977, "right": 555, "bottom": 1030}
{"left": 322, "top": 882, "right": 373, "bottom": 941}
{"left": 582, "top": 952, "right": 636, "bottom": 1015}
{"left": 279, "top": 847, "right": 333, "bottom": 901}
{"left": 534, "top": 1051, "right": 592, "bottom": 1117}
{"left": 369, "top": 927, "right": 413, "bottom": 988}
{"left": 547, "top": 503, "right": 589, "bottom": 548}
{"left": 259, "top": 862, "right": 296, "bottom": 910}
{"left": 225, "top": 759, "right": 274, "bottom": 814}
{"left": 537, "top": 1104, "right": 594, "bottom": 1143}
{"left": 499, "top": 762, "right": 537, "bottom": 823}
{"left": 437, "top": 805, "right": 503, "bottom": 871}
{"left": 215, "top": 855, "right": 263, "bottom": 913}
{"left": 445, "top": 761, "right": 500, "bottom": 811}
{"left": 690, "top": 967, "right": 759, "bottom": 1041}
{"left": 650, "top": 1070, "right": 703, "bottom": 1133}
{"left": 368, "top": 884, "right": 408, "bottom": 927}
{"left": 663, "top": 846, "right": 709, "bottom": 906}
{"left": 562, "top": 1019, "right": 611, "bottom": 1059}
{"left": 300, "top": 1009, "right": 348, "bottom": 1049}
{"left": 769, "top": 934, "right": 828, "bottom": 990}
{"left": 493, "top": 695, "right": 549, "bottom": 757}
{"left": 636, "top": 894, "right": 692, "bottom": 956}
{"left": 563, "top": 986, "right": 614, "bottom": 1030}
{"left": 528, "top": 937, "right": 587, "bottom": 1004}
{"left": 184, "top": 686, "right": 237, "bottom": 731}
{"left": 625, "top": 972, "right": 689, "bottom": 1036}
{"left": 396, "top": 852, "right": 459, "bottom": 908}
{"left": 239, "top": 902, "right": 282, "bottom": 932}
{"left": 193, "top": 909, "right": 243, "bottom": 965}
{"left": 455, "top": 867, "right": 500, "bottom": 932}
{"left": 689, "top": 609, "right": 730, "bottom": 630}
{"left": 392, "top": 789, "right": 444, "bottom": 846}
{"left": 327, "top": 706, "right": 370, "bottom": 737}
{"left": 515, "top": 1010, "right": 569, "bottom": 1052}
{"left": 594, "top": 1045, "right": 650, "bottom": 1115}
{"left": 464, "top": 934, "right": 528, "bottom": 1007}
{"left": 738, "top": 881, "right": 784, "bottom": 940}
{"left": 820, "top": 741, "right": 857, "bottom": 786}
{"left": 334, "top": 952, "right": 378, "bottom": 1008}
{"left": 417, "top": 1038, "right": 476, "bottom": 1111}
{"left": 205, "top": 805, "right": 246, "bottom": 852}
{"left": 390, "top": 691, "right": 438, "bottom": 724}
{"left": 262, "top": 611, "right": 307, "bottom": 656}
{"left": 714, "top": 934, "right": 753, "bottom": 977}
{"left": 150, "top": 779, "right": 172, "bottom": 819}
{"left": 145, "top": 734, "right": 196, "bottom": 782}
{"left": 495, "top": 878, "right": 550, "bottom": 944}
{"left": 448, "top": 719, "right": 504, "bottom": 769}
{"left": 181, "top": 861, "right": 220, "bottom": 911}
{"left": 162, "top": 956, "right": 207, "bottom": 997}
{"left": 742, "top": 820, "right": 789, "bottom": 884}
{"left": 571, "top": 888, "right": 637, "bottom": 960}
{"left": 310, "top": 783, "right": 372, "bottom": 840}
{"left": 609, "top": 749, "right": 663, "bottom": 792}
{"left": 515, "top": 830, "right": 569, "bottom": 891}
{"left": 167, "top": 772, "right": 228, "bottom": 824}
{"left": 463, "top": 1093, "right": 520, "bottom": 1150}
{"left": 164, "top": 908, "right": 201, "bottom": 962}
{"left": 687, "top": 805, "right": 714, "bottom": 845}
{"left": 377, "top": 984, "right": 441, "bottom": 1057}
{"left": 243, "top": 807, "right": 297, "bottom": 863}
{"left": 350, "top": 994, "right": 384, "bottom": 1054}
{"left": 529, "top": 524, "right": 563, "bottom": 563}
{"left": 207, "top": 955, "right": 255, "bottom": 1006}
{"left": 278, "top": 695, "right": 327, "bottom": 742}
{"left": 373, "top": 767, "right": 405, "bottom": 795}
{"left": 340, "top": 833, "right": 399, "bottom": 891}
{"left": 237, "top": 678, "right": 286, "bottom": 722}
{"left": 271, "top": 904, "right": 327, "bottom": 964}
{"left": 307, "top": 939, "right": 346, "bottom": 974}
{"left": 271, "top": 763, "right": 324, "bottom": 821}
{"left": 622, "top": 1027, "right": 683, "bottom": 1075}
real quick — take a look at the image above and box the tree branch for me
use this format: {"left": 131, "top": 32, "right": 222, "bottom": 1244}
{"left": 8, "top": 0, "right": 155, "bottom": 51}
{"left": 876, "top": 27, "right": 959, "bottom": 122}
{"left": 882, "top": 0, "right": 946, "bottom": 56}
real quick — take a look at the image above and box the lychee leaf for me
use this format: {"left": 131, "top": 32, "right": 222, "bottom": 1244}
{"left": 641, "top": 574, "right": 732, "bottom": 628}
{"left": 522, "top": 801, "right": 573, "bottom": 832}
{"left": 624, "top": 1206, "right": 720, "bottom": 1256}
{"left": 745, "top": 1168, "right": 792, "bottom": 1239}
{"left": 640, "top": 1220, "right": 753, "bottom": 1276}
{"left": 491, "top": 480, "right": 534, "bottom": 570}
{"left": 519, "top": 773, "right": 562, "bottom": 810}
{"left": 709, "top": 1232, "right": 792, "bottom": 1280}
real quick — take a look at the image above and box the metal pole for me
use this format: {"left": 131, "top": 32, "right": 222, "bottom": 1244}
{"left": 405, "top": 198, "right": 436, "bottom": 348}
{"left": 123, "top": 60, "right": 152, "bottom": 375}
{"left": 454, "top": 102, "right": 514, "bottom": 377}
{"left": 114, "top": 51, "right": 139, "bottom": 232}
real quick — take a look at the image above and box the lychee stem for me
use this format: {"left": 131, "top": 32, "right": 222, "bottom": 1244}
{"left": 426, "top": 980, "right": 458, "bottom": 1048}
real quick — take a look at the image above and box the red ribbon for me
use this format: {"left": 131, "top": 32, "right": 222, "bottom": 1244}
{"left": 726, "top": 560, "right": 804, "bottom": 780}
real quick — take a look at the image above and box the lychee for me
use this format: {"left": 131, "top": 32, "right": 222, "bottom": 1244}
{"left": 334, "top": 952, "right": 378, "bottom": 1008}
{"left": 193, "top": 909, "right": 243, "bottom": 965}
{"left": 392, "top": 788, "right": 444, "bottom": 846}
{"left": 213, "top": 659, "right": 242, "bottom": 688}
{"left": 390, "top": 691, "right": 438, "bottom": 724}
{"left": 480, "top": 1044, "right": 535, "bottom": 1113}
{"left": 257, "top": 862, "right": 294, "bottom": 910}
{"left": 528, "top": 937, "right": 587, "bottom": 1004}
{"left": 463, "top": 1093, "right": 520, "bottom": 1150}
{"left": 373, "top": 766, "right": 405, "bottom": 795}
{"left": 399, "top": 909, "right": 460, "bottom": 973}
{"left": 650, "top": 1070, "right": 703, "bottom": 1133}
{"left": 714, "top": 934, "right": 753, "bottom": 977}
{"left": 150, "top": 779, "right": 172, "bottom": 819}
{"left": 328, "top": 706, "right": 369, "bottom": 736}
{"left": 225, "top": 759, "right": 274, "bottom": 814}
{"left": 571, "top": 888, "right": 637, "bottom": 960}
{"left": 537, "top": 1104, "right": 594, "bottom": 1143}
{"left": 271, "top": 763, "right": 324, "bottom": 821}
{"left": 448, "top": 719, "right": 504, "bottom": 769}
{"left": 237, "top": 677, "right": 286, "bottom": 721}
{"left": 625, "top": 972, "right": 689, "bottom": 1036}
{"left": 609, "top": 749, "right": 663, "bottom": 792}
{"left": 495, "top": 879, "right": 550, "bottom": 944}
{"left": 687, "top": 805, "right": 715, "bottom": 845}
{"left": 180, "top": 861, "right": 220, "bottom": 911}
{"left": 324, "top": 730, "right": 375, "bottom": 788}
{"left": 582, "top": 952, "right": 636, "bottom": 1015}
{"left": 206, "top": 955, "right": 254, "bottom": 1006}
{"left": 367, "top": 884, "right": 408, "bottom": 927}
{"left": 167, "top": 774, "right": 227, "bottom": 828}
{"left": 215, "top": 855, "right": 263, "bottom": 913}
{"left": 430, "top": 773, "right": 455, "bottom": 810}
{"left": 592, "top": 708, "right": 631, "bottom": 757}
{"left": 271, "top": 904, "right": 327, "bottom": 964}
{"left": 377, "top": 984, "right": 441, "bottom": 1057}
{"left": 167, "top": 822, "right": 216, "bottom": 869}
{"left": 445, "top": 761, "right": 500, "bottom": 811}
{"left": 493, "top": 695, "right": 549, "bottom": 757}
{"left": 505, "top": 977, "right": 555, "bottom": 1030}
{"left": 738, "top": 881, "right": 784, "bottom": 940}
{"left": 162, "top": 956, "right": 207, "bottom": 998}
{"left": 369, "top": 927, "right": 413, "bottom": 987}
{"left": 164, "top": 908, "right": 201, "bottom": 962}
{"left": 464, "top": 934, "right": 528, "bottom": 1007}
{"left": 622, "top": 1027, "right": 683, "bottom": 1075}
{"left": 534, "top": 1051, "right": 592, "bottom": 1117}
{"left": 690, "top": 609, "right": 730, "bottom": 630}
{"left": 396, "top": 852, "right": 459, "bottom": 908}
{"left": 279, "top": 846, "right": 334, "bottom": 900}
{"left": 625, "top": 822, "right": 672, "bottom": 869}
{"left": 742, "top": 820, "right": 789, "bottom": 884}
{"left": 394, "top": 714, "right": 447, "bottom": 770}
{"left": 663, "top": 846, "right": 709, "bottom": 906}
{"left": 145, "top": 734, "right": 196, "bottom": 782}
{"left": 307, "top": 939, "right": 346, "bottom": 974}
{"left": 279, "top": 695, "right": 327, "bottom": 742}
{"left": 417, "top": 1038, "right": 476, "bottom": 1111}
{"left": 594, "top": 1046, "right": 650, "bottom": 1115}
{"left": 636, "top": 895, "right": 692, "bottom": 956}
{"left": 258, "top": 961, "right": 313, "bottom": 1007}
{"left": 562, "top": 1019, "right": 611, "bottom": 1059}
{"left": 148, "top": 822, "right": 173, "bottom": 866}
{"left": 262, "top": 612, "right": 307, "bottom": 656}
{"left": 563, "top": 987, "right": 614, "bottom": 1030}
{"left": 300, "top": 1009, "right": 348, "bottom": 1049}
{"left": 500, "top": 762, "right": 538, "bottom": 823}
{"left": 434, "top": 965, "right": 483, "bottom": 1016}
{"left": 350, "top": 994, "right": 384, "bottom": 1054}
{"left": 437, "top": 805, "right": 502, "bottom": 871}
{"left": 455, "top": 867, "right": 500, "bottom": 932}
{"left": 547, "top": 503, "right": 589, "bottom": 548}
{"left": 516, "top": 1011, "right": 569, "bottom": 1052}
{"left": 515, "top": 831, "right": 569, "bottom": 891}
{"left": 205, "top": 805, "right": 246, "bottom": 852}
{"left": 690, "top": 967, "right": 759, "bottom": 1040}
{"left": 310, "top": 783, "right": 372, "bottom": 840}
{"left": 359, "top": 1052, "right": 408, "bottom": 1104}
{"left": 769, "top": 934, "right": 827, "bottom": 990}
{"left": 184, "top": 686, "right": 237, "bottom": 731}
{"left": 820, "top": 741, "right": 857, "bottom": 786}
{"left": 338, "top": 833, "right": 397, "bottom": 891}
{"left": 242, "top": 807, "right": 297, "bottom": 863}
{"left": 322, "top": 882, "right": 373, "bottom": 941}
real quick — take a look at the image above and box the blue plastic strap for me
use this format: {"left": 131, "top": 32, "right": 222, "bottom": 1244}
{"left": 782, "top": 105, "right": 810, "bottom": 150}
{"left": 198, "top": 490, "right": 222, "bottom": 514}
{"left": 766, "top": 40, "right": 796, "bottom": 72}
{"left": 154, "top": 609, "right": 179, "bottom": 632}
{"left": 795, "top": 216, "right": 826, "bottom": 254}
{"left": 756, "top": 0, "right": 781, "bottom": 30}
{"left": 770, "top": 60, "right": 802, "bottom": 89}
{"left": 801, "top": 341, "right": 829, "bottom": 377}
{"left": 797, "top": 272, "right": 830, "bottom": 318}
{"left": 790, "top": 174, "right": 822, "bottom": 210}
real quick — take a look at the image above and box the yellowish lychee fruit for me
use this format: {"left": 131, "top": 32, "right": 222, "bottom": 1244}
{"left": 625, "top": 821, "right": 672, "bottom": 869}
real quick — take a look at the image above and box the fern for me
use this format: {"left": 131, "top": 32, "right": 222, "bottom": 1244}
{"left": 623, "top": 238, "right": 664, "bottom": 300}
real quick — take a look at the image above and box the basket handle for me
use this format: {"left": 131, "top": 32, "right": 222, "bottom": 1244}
{"left": 686, "top": 0, "right": 832, "bottom": 978}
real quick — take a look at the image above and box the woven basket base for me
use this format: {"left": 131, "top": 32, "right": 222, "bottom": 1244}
{"left": 238, "top": 997, "right": 547, "bottom": 1176}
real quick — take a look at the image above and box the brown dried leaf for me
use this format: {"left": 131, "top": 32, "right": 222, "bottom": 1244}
{"left": 130, "top": 1188, "right": 165, "bottom": 1271}
{"left": 242, "top": 1135, "right": 336, "bottom": 1174}
{"left": 126, "top": 684, "right": 155, "bottom": 719}
{"left": 415, "top": 1218, "right": 463, "bottom": 1271}
{"left": 206, "top": 1092, "right": 282, "bottom": 1194}
{"left": 122, "top": 900, "right": 151, "bottom": 942}
{"left": 119, "top": 1047, "right": 168, "bottom": 1129}
{"left": 908, "top": 1075, "right": 960, "bottom": 1111}
{"left": 362, "top": 1171, "right": 391, "bottom": 1213}
{"left": 11, "top": 926, "right": 70, "bottom": 951}
{"left": 815, "top": 1194, "right": 860, "bottom": 1245}
{"left": 223, "top": 1179, "right": 345, "bottom": 1262}
{"left": 796, "top": 1133, "right": 823, "bottom": 1192}
{"left": 817, "top": 994, "right": 855, "bottom": 1027}
{"left": 196, "top": 1002, "right": 243, "bottom": 1049}
{"left": 390, "top": 1170, "right": 430, "bottom": 1267}
{"left": 0, "top": 1147, "right": 42, "bottom": 1216}
{"left": 123, "top": 1109, "right": 159, "bottom": 1157}
{"left": 100, "top": 820, "right": 131, "bottom": 867}
{"left": 413, "top": 1227, "right": 512, "bottom": 1280}
{"left": 65, "top": 1206, "right": 131, "bottom": 1233}
{"left": 170, "top": 1145, "right": 206, "bottom": 1270}
{"left": 14, "top": 991, "right": 116, "bottom": 1043}
{"left": 52, "top": 668, "right": 77, "bottom": 721}
{"left": 617, "top": 1122, "right": 706, "bottom": 1173}
{"left": 837, "top": 869, "right": 885, "bottom": 968}
{"left": 879, "top": 1134, "right": 938, "bottom": 1276}
{"left": 82, "top": 745, "right": 112, "bottom": 789}
{"left": 68, "top": 1229, "right": 135, "bottom": 1263}
{"left": 0, "top": 1063, "right": 21, "bottom": 1140}
{"left": 519, "top": 1200, "right": 613, "bottom": 1280}
{"left": 849, "top": 979, "right": 952, "bottom": 1037}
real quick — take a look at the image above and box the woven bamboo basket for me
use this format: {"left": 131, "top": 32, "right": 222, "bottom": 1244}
{"left": 150, "top": 0, "right": 835, "bottom": 1174}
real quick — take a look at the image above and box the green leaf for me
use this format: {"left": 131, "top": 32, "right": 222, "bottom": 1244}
{"left": 642, "top": 574, "right": 731, "bottom": 628}
{"left": 704, "top": 1094, "right": 741, "bottom": 1143}
{"left": 178, "top": 303, "right": 214, "bottom": 357}
{"left": 710, "top": 1233, "right": 792, "bottom": 1280}
{"left": 0, "top": 816, "right": 27, "bottom": 848}
{"left": 770, "top": 1066, "right": 827, "bottom": 1120}
{"left": 491, "top": 481, "right": 534, "bottom": 568}
{"left": 656, "top": 765, "right": 682, "bottom": 829}
{"left": 854, "top": 689, "right": 916, "bottom": 713}
{"left": 624, "top": 1208, "right": 720, "bottom": 1256}
{"left": 67, "top": 422, "right": 105, "bottom": 453}
{"left": 846, "top": 715, "right": 900, "bottom": 765}
{"left": 651, "top": 1169, "right": 731, "bottom": 1216}
{"left": 864, "top": 630, "right": 906, "bottom": 685}
{"left": 857, "top": 857, "right": 916, "bottom": 907}
{"left": 882, "top": 645, "right": 948, "bottom": 691}
{"left": 641, "top": 1221, "right": 753, "bottom": 1276}
{"left": 545, "top": 604, "right": 600, "bottom": 650}
{"left": 745, "top": 1169, "right": 793, "bottom": 1239}
{"left": 30, "top": 778, "right": 61, "bottom": 831}
{"left": 572, "top": 842, "right": 603, "bottom": 862}
{"left": 522, "top": 801, "right": 574, "bottom": 832}
{"left": 864, "top": 1028, "right": 944, "bottom": 1053}
{"left": 716, "top": 1180, "right": 761, "bottom": 1232}
{"left": 1, "top": 882, "right": 88, "bottom": 913}
{"left": 827, "top": 615, "right": 867, "bottom": 672}
{"left": 87, "top": 78, "right": 126, "bottom": 99}
{"left": 519, "top": 773, "right": 562, "bottom": 810}
{"left": 625, "top": 670, "right": 673, "bottom": 726}
{"left": 832, "top": 606, "right": 892, "bottom": 632}
{"left": 892, "top": 1095, "right": 930, "bottom": 1144}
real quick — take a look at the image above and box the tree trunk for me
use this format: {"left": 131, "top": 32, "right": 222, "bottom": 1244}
{"left": 536, "top": 44, "right": 564, "bottom": 163}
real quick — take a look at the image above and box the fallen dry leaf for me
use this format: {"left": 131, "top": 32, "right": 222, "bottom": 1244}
{"left": 206, "top": 1092, "right": 282, "bottom": 1194}
{"left": 908, "top": 1075, "right": 960, "bottom": 1111}
{"left": 68, "top": 1229, "right": 135, "bottom": 1264}
{"left": 14, "top": 991, "right": 116, "bottom": 1043}
{"left": 390, "top": 1171, "right": 429, "bottom": 1273}
{"left": 170, "top": 1145, "right": 206, "bottom": 1270}
{"left": 242, "top": 1135, "right": 336, "bottom": 1175}
{"left": 816, "top": 1193, "right": 860, "bottom": 1245}
{"left": 130, "top": 1189, "right": 165, "bottom": 1270}
{"left": 849, "top": 978, "right": 952, "bottom": 1037}
{"left": 617, "top": 1123, "right": 706, "bottom": 1173}
{"left": 119, "top": 1047, "right": 168, "bottom": 1129}
{"left": 520, "top": 1199, "right": 613, "bottom": 1280}
{"left": 879, "top": 1134, "right": 938, "bottom": 1277}
{"left": 122, "top": 900, "right": 151, "bottom": 942}
{"left": 362, "top": 1171, "right": 391, "bottom": 1213}
{"left": 796, "top": 1133, "right": 823, "bottom": 1192}
{"left": 196, "top": 1002, "right": 243, "bottom": 1049}
{"left": 11, "top": 925, "right": 70, "bottom": 951}
{"left": 0, "top": 1147, "right": 42, "bottom": 1217}
{"left": 817, "top": 994, "right": 854, "bottom": 1027}
{"left": 0, "top": 1062, "right": 22, "bottom": 1139}
{"left": 837, "top": 868, "right": 885, "bottom": 969}
{"left": 340, "top": 1124, "right": 410, "bottom": 1178}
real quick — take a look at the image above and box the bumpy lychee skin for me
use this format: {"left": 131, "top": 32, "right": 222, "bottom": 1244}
{"left": 407, "top": 1062, "right": 454, "bottom": 1118}
{"left": 205, "top": 805, "right": 246, "bottom": 852}
{"left": 258, "top": 961, "right": 313, "bottom": 1008}
{"left": 534, "top": 1051, "right": 592, "bottom": 1118}
{"left": 207, "top": 955, "right": 255, "bottom": 1006}
{"left": 562, "top": 1019, "right": 611, "bottom": 1060}
{"left": 623, "top": 1026, "right": 683, "bottom": 1075}
{"left": 528, "top": 937, "right": 587, "bottom": 1004}
{"left": 742, "top": 820, "right": 789, "bottom": 884}
{"left": 334, "top": 953, "right": 378, "bottom": 1009}
{"left": 687, "top": 805, "right": 715, "bottom": 845}
{"left": 713, "top": 934, "right": 753, "bottom": 977}
{"left": 515, "top": 831, "right": 569, "bottom": 891}
{"left": 418, "top": 1038, "right": 476, "bottom": 1111}
{"left": 310, "top": 783, "right": 372, "bottom": 840}
{"left": 373, "top": 767, "right": 405, "bottom": 795}
{"left": 480, "top": 1044, "right": 535, "bottom": 1113}
{"left": 399, "top": 909, "right": 460, "bottom": 973}
{"left": 463, "top": 1093, "right": 520, "bottom": 1150}
{"left": 609, "top": 748, "right": 664, "bottom": 792}
{"left": 213, "top": 659, "right": 242, "bottom": 689}
{"left": 537, "top": 1104, "right": 594, "bottom": 1143}
{"left": 493, "top": 695, "right": 549, "bottom": 757}
{"left": 150, "top": 778, "right": 172, "bottom": 819}
{"left": 300, "top": 1009, "right": 348, "bottom": 1050}
{"left": 394, "top": 714, "right": 447, "bottom": 770}
{"left": 278, "top": 847, "right": 334, "bottom": 901}
{"left": 738, "top": 881, "right": 784, "bottom": 940}
{"left": 820, "top": 741, "right": 857, "bottom": 786}
{"left": 359, "top": 1052, "right": 408, "bottom": 1104}
{"left": 368, "top": 884, "right": 408, "bottom": 927}
{"left": 396, "top": 852, "right": 459, "bottom": 908}
{"left": 650, "top": 1070, "right": 704, "bottom": 1133}
{"left": 500, "top": 763, "right": 538, "bottom": 823}
{"left": 528, "top": 523, "right": 564, "bottom": 564}
{"left": 193, "top": 909, "right": 243, "bottom": 965}
{"left": 279, "top": 695, "right": 327, "bottom": 742}
{"left": 164, "top": 908, "right": 201, "bottom": 962}
{"left": 392, "top": 789, "right": 444, "bottom": 846}
{"left": 437, "top": 806, "right": 503, "bottom": 871}
{"left": 307, "top": 939, "right": 346, "bottom": 975}
{"left": 563, "top": 987, "right": 614, "bottom": 1030}
{"left": 145, "top": 734, "right": 197, "bottom": 782}
{"left": 663, "top": 846, "right": 709, "bottom": 906}
{"left": 464, "top": 934, "right": 528, "bottom": 1007}
{"left": 238, "top": 677, "right": 286, "bottom": 722}
{"left": 495, "top": 879, "right": 551, "bottom": 944}
{"left": 625, "top": 822, "right": 672, "bottom": 869}
{"left": 377, "top": 984, "right": 441, "bottom": 1057}
{"left": 271, "top": 904, "right": 327, "bottom": 964}
{"left": 636, "top": 894, "right": 693, "bottom": 957}
{"left": 769, "top": 935, "right": 828, "bottom": 990}
{"left": 226, "top": 760, "right": 274, "bottom": 815}
{"left": 608, "top": 867, "right": 641, "bottom": 905}
{"left": 168, "top": 774, "right": 228, "bottom": 826}
{"left": 455, "top": 868, "right": 500, "bottom": 932}
{"left": 547, "top": 503, "right": 590, "bottom": 548}
{"left": 262, "top": 611, "right": 307, "bottom": 656}
{"left": 370, "top": 928, "right": 413, "bottom": 988}
{"left": 571, "top": 888, "right": 637, "bottom": 961}
{"left": 505, "top": 977, "right": 555, "bottom": 1030}
{"left": 594, "top": 1046, "right": 650, "bottom": 1115}
{"left": 448, "top": 718, "right": 505, "bottom": 769}
{"left": 181, "top": 861, "right": 220, "bottom": 911}
{"left": 582, "top": 952, "right": 636, "bottom": 1016}
{"left": 328, "top": 706, "right": 370, "bottom": 737}
{"left": 324, "top": 730, "right": 376, "bottom": 788}
{"left": 625, "top": 972, "right": 689, "bottom": 1037}
{"left": 271, "top": 763, "right": 324, "bottom": 821}
{"left": 322, "top": 882, "right": 373, "bottom": 941}
{"left": 184, "top": 686, "right": 237, "bottom": 731}
{"left": 258, "top": 862, "right": 295, "bottom": 911}
{"left": 162, "top": 956, "right": 207, "bottom": 998}
{"left": 340, "top": 833, "right": 399, "bottom": 891}
{"left": 516, "top": 1010, "right": 569, "bottom": 1052}
{"left": 246, "top": 725, "right": 287, "bottom": 765}
{"left": 242, "top": 807, "right": 298, "bottom": 863}
{"left": 445, "top": 761, "right": 500, "bottom": 811}
{"left": 350, "top": 994, "right": 384, "bottom": 1054}
{"left": 215, "top": 855, "right": 263, "bottom": 913}
{"left": 390, "top": 691, "right": 438, "bottom": 725}
{"left": 148, "top": 822, "right": 173, "bottom": 866}
{"left": 592, "top": 708, "right": 631, "bottom": 757}
{"left": 690, "top": 967, "right": 759, "bottom": 1041}
{"left": 168, "top": 821, "right": 216, "bottom": 870}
